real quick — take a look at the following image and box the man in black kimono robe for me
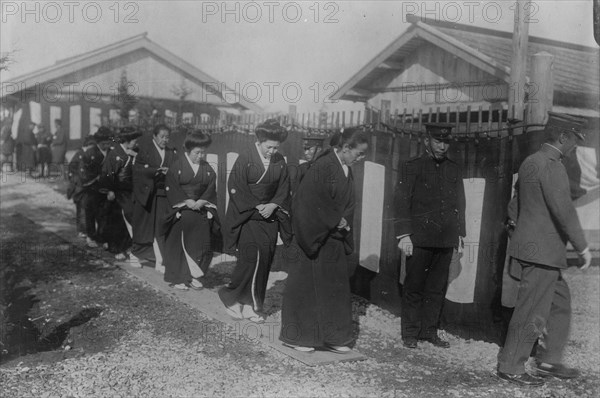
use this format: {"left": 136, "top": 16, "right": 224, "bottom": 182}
{"left": 131, "top": 125, "right": 176, "bottom": 271}
{"left": 280, "top": 132, "right": 368, "bottom": 353}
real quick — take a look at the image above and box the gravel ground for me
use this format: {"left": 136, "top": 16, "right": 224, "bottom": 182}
{"left": 0, "top": 174, "right": 598, "bottom": 397}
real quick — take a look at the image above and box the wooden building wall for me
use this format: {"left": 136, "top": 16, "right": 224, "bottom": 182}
{"left": 366, "top": 42, "right": 508, "bottom": 113}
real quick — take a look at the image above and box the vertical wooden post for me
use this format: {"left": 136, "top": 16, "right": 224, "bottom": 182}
{"left": 508, "top": 0, "right": 530, "bottom": 121}
{"left": 526, "top": 51, "right": 555, "bottom": 153}
{"left": 528, "top": 52, "right": 554, "bottom": 125}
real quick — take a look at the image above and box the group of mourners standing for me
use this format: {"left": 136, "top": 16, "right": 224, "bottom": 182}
{"left": 65, "top": 111, "right": 592, "bottom": 375}
{"left": 218, "top": 119, "right": 370, "bottom": 354}
{"left": 67, "top": 119, "right": 370, "bottom": 354}
{"left": 67, "top": 123, "right": 217, "bottom": 293}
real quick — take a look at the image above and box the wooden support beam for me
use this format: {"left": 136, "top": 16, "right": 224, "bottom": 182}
{"left": 508, "top": 0, "right": 530, "bottom": 120}
{"left": 379, "top": 60, "right": 405, "bottom": 70}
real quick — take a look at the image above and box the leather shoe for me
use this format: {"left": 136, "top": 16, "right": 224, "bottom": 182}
{"left": 533, "top": 362, "right": 579, "bottom": 379}
{"left": 418, "top": 336, "right": 450, "bottom": 348}
{"left": 403, "top": 338, "right": 418, "bottom": 349}
{"left": 497, "top": 371, "right": 544, "bottom": 386}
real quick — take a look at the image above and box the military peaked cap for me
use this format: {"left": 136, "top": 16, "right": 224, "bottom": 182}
{"left": 546, "top": 112, "right": 587, "bottom": 141}
{"left": 424, "top": 123, "right": 453, "bottom": 140}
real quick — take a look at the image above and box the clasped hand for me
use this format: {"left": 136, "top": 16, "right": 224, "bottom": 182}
{"left": 185, "top": 199, "right": 208, "bottom": 211}
{"left": 337, "top": 217, "right": 349, "bottom": 230}
{"left": 256, "top": 203, "right": 278, "bottom": 219}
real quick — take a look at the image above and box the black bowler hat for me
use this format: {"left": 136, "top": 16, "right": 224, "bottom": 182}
{"left": 424, "top": 123, "right": 453, "bottom": 140}
{"left": 546, "top": 112, "right": 587, "bottom": 141}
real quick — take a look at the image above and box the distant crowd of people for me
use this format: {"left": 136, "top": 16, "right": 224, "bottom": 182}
{"left": 0, "top": 118, "right": 67, "bottom": 177}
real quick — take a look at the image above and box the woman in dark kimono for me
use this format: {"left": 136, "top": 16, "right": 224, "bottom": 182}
{"left": 99, "top": 127, "right": 142, "bottom": 261}
{"left": 162, "top": 131, "right": 219, "bottom": 290}
{"left": 218, "top": 119, "right": 291, "bottom": 323}
{"left": 131, "top": 124, "right": 177, "bottom": 271}
{"left": 279, "top": 128, "right": 369, "bottom": 353}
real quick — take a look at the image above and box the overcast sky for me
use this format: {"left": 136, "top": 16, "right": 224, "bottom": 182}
{"left": 1, "top": 1, "right": 597, "bottom": 113}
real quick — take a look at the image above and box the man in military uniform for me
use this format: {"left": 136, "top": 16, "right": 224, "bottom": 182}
{"left": 289, "top": 134, "right": 326, "bottom": 195}
{"left": 394, "top": 123, "right": 466, "bottom": 349}
{"left": 497, "top": 112, "right": 592, "bottom": 387}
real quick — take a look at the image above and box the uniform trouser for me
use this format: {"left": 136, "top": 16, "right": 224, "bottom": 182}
{"left": 497, "top": 259, "right": 571, "bottom": 374}
{"left": 401, "top": 246, "right": 453, "bottom": 339}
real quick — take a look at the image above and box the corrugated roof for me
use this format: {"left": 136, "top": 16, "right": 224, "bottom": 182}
{"left": 435, "top": 21, "right": 599, "bottom": 108}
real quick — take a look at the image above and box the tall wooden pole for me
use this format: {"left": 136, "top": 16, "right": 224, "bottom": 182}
{"left": 526, "top": 52, "right": 555, "bottom": 153}
{"left": 508, "top": 0, "right": 530, "bottom": 121}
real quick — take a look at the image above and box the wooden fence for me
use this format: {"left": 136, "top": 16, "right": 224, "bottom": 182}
{"left": 102, "top": 103, "right": 540, "bottom": 341}
{"left": 159, "top": 103, "right": 534, "bottom": 342}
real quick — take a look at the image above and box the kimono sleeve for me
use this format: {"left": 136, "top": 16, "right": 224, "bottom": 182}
{"left": 269, "top": 155, "right": 290, "bottom": 209}
{"left": 132, "top": 146, "right": 159, "bottom": 206}
{"left": 293, "top": 159, "right": 347, "bottom": 257}
{"left": 200, "top": 164, "right": 218, "bottom": 205}
{"left": 165, "top": 160, "right": 189, "bottom": 207}
{"left": 99, "top": 152, "right": 118, "bottom": 193}
{"left": 228, "top": 152, "right": 261, "bottom": 212}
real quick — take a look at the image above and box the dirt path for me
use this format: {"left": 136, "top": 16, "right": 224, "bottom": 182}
{"left": 1, "top": 173, "right": 598, "bottom": 397}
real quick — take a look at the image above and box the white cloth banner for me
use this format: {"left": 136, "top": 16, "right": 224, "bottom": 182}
{"left": 359, "top": 161, "right": 385, "bottom": 272}
{"left": 445, "top": 178, "right": 486, "bottom": 304}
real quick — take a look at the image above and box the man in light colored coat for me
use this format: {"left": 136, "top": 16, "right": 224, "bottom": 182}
{"left": 497, "top": 112, "right": 592, "bottom": 386}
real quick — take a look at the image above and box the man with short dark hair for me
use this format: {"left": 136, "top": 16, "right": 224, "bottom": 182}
{"left": 394, "top": 123, "right": 466, "bottom": 349}
{"left": 289, "top": 134, "right": 325, "bottom": 195}
{"left": 497, "top": 112, "right": 592, "bottom": 387}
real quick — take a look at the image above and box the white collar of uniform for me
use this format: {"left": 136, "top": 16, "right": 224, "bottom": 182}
{"left": 152, "top": 138, "right": 166, "bottom": 165}
{"left": 544, "top": 143, "right": 564, "bottom": 157}
{"left": 255, "top": 142, "right": 271, "bottom": 170}
{"left": 184, "top": 152, "right": 200, "bottom": 176}
{"left": 334, "top": 149, "right": 349, "bottom": 177}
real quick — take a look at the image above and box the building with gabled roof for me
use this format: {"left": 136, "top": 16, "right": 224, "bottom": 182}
{"left": 333, "top": 15, "right": 599, "bottom": 118}
{"left": 1, "top": 33, "right": 262, "bottom": 147}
